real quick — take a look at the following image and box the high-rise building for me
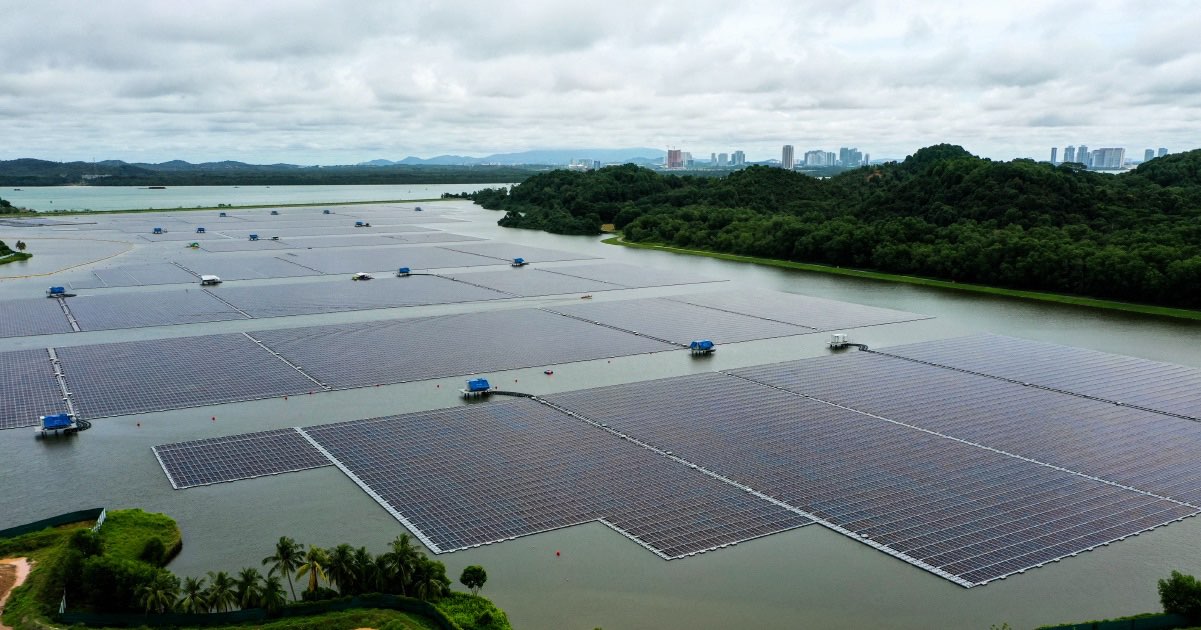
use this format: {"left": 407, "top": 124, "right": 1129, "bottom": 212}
{"left": 1158, "top": 148, "right": 1168, "bottom": 158}
{"left": 863, "top": 153, "right": 870, "bottom": 165}
{"left": 826, "top": 151, "right": 836, "bottom": 166}
{"left": 1077, "top": 145, "right": 1089, "bottom": 166}
{"left": 718, "top": 152, "right": 729, "bottom": 167}
{"left": 839, "top": 147, "right": 864, "bottom": 167}
{"left": 1091, "top": 148, "right": 1125, "bottom": 169}
{"left": 731, "top": 150, "right": 746, "bottom": 166}
{"left": 781, "top": 145, "right": 794, "bottom": 170}
{"left": 1145, "top": 149, "right": 1155, "bottom": 162}
{"left": 1050, "top": 148, "right": 1058, "bottom": 164}
{"left": 666, "top": 149, "right": 684, "bottom": 169}
{"left": 804, "top": 150, "right": 826, "bottom": 166}
{"left": 1064, "top": 145, "right": 1076, "bottom": 163}
{"left": 710, "top": 152, "right": 717, "bottom": 165}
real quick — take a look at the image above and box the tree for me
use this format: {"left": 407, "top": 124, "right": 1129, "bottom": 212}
{"left": 1159, "top": 570, "right": 1201, "bottom": 619}
{"left": 15, "top": 240, "right": 26, "bottom": 251}
{"left": 260, "top": 569, "right": 288, "bottom": 615}
{"left": 204, "top": 570, "right": 237, "bottom": 613}
{"left": 261, "top": 536, "right": 304, "bottom": 601}
{"left": 352, "top": 546, "right": 379, "bottom": 594}
{"left": 382, "top": 534, "right": 419, "bottom": 596}
{"left": 295, "top": 546, "right": 329, "bottom": 595}
{"left": 136, "top": 571, "right": 179, "bottom": 614}
{"left": 176, "top": 575, "right": 207, "bottom": 613}
{"left": 235, "top": 567, "right": 263, "bottom": 610}
{"left": 459, "top": 565, "right": 487, "bottom": 595}
{"left": 412, "top": 556, "right": 450, "bottom": 602}
{"left": 325, "top": 544, "right": 356, "bottom": 595}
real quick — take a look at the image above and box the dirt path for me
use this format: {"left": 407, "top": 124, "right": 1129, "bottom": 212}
{"left": 0, "top": 558, "right": 32, "bottom": 630}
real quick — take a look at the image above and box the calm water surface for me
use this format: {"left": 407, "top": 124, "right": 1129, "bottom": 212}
{"left": 1, "top": 199, "right": 1199, "bottom": 630}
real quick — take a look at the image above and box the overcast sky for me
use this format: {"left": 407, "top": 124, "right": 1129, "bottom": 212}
{"left": 1, "top": 1, "right": 1197, "bottom": 164}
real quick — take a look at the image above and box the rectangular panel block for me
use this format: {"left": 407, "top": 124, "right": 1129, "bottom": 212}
{"left": 253, "top": 308, "right": 674, "bottom": 389}
{"left": 175, "top": 256, "right": 319, "bottom": 280}
{"left": 0, "top": 349, "right": 66, "bottom": 429}
{"left": 669, "top": 289, "right": 930, "bottom": 331}
{"left": 439, "top": 243, "right": 598, "bottom": 263}
{"left": 385, "top": 232, "right": 484, "bottom": 245}
{"left": 58, "top": 334, "right": 318, "bottom": 419}
{"left": 154, "top": 428, "right": 332, "bottom": 489}
{"left": 444, "top": 269, "right": 622, "bottom": 297}
{"left": 283, "top": 246, "right": 500, "bottom": 274}
{"left": 199, "top": 240, "right": 294, "bottom": 252}
{"left": 303, "top": 399, "right": 810, "bottom": 557}
{"left": 68, "top": 290, "right": 249, "bottom": 331}
{"left": 544, "top": 262, "right": 721, "bottom": 289}
{"left": 547, "top": 297, "right": 813, "bottom": 345}
{"left": 875, "top": 334, "right": 1201, "bottom": 421}
{"left": 545, "top": 372, "right": 1197, "bottom": 586}
{"left": 211, "top": 275, "right": 508, "bottom": 318}
{"left": 0, "top": 298, "right": 73, "bottom": 338}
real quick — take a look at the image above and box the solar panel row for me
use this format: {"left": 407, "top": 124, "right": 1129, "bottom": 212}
{"left": 0, "top": 349, "right": 67, "bottom": 429}
{"left": 443, "top": 269, "right": 621, "bottom": 298}
{"left": 0, "top": 298, "right": 73, "bottom": 338}
{"left": 209, "top": 275, "right": 508, "bottom": 318}
{"left": 542, "top": 262, "right": 720, "bottom": 289}
{"left": 68, "top": 290, "right": 249, "bottom": 330}
{"left": 668, "top": 289, "right": 932, "bottom": 331}
{"left": 153, "top": 428, "right": 332, "bottom": 489}
{"left": 546, "top": 297, "right": 813, "bottom": 345}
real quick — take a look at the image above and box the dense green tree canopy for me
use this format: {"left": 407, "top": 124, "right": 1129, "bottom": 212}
{"left": 474, "top": 146, "right": 1201, "bottom": 309}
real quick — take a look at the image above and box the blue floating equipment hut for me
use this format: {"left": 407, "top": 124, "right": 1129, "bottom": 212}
{"left": 397, "top": 267, "right": 411, "bottom": 277}
{"left": 461, "top": 378, "right": 492, "bottom": 398}
{"left": 511, "top": 257, "right": 527, "bottom": 267}
{"left": 196, "top": 227, "right": 206, "bottom": 233}
{"left": 689, "top": 340, "right": 716, "bottom": 355}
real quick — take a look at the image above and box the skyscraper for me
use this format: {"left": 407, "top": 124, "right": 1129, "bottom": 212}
{"left": 1092, "top": 148, "right": 1125, "bottom": 169}
{"left": 710, "top": 152, "right": 717, "bottom": 165}
{"left": 1077, "top": 145, "right": 1090, "bottom": 167}
{"left": 732, "top": 150, "right": 746, "bottom": 166}
{"left": 1064, "top": 146, "right": 1076, "bottom": 163}
{"left": 718, "top": 152, "right": 729, "bottom": 166}
{"left": 666, "top": 149, "right": 684, "bottom": 169}
{"left": 1158, "top": 148, "right": 1168, "bottom": 157}
{"left": 1050, "top": 148, "right": 1058, "bottom": 164}
{"left": 804, "top": 150, "right": 826, "bottom": 166}
{"left": 781, "top": 145, "right": 794, "bottom": 170}
{"left": 1145, "top": 149, "right": 1155, "bottom": 162}
{"left": 839, "top": 147, "right": 863, "bottom": 167}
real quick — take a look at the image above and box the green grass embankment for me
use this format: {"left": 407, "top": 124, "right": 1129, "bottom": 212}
{"left": 603, "top": 236, "right": 1201, "bottom": 321}
{"left": 0, "top": 252, "right": 33, "bottom": 265}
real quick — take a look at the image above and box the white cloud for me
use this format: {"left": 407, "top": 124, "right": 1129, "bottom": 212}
{"left": 0, "top": 0, "right": 1196, "bottom": 163}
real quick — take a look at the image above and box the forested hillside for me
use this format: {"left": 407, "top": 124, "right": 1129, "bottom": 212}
{"left": 471, "top": 145, "right": 1201, "bottom": 308}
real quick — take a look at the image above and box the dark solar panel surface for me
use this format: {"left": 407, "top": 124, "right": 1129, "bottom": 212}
{"left": 175, "top": 256, "right": 319, "bottom": 280}
{"left": 92, "top": 264, "right": 199, "bottom": 287}
{"left": 547, "top": 298, "right": 813, "bottom": 345}
{"left": 200, "top": 239, "right": 293, "bottom": 252}
{"left": 68, "top": 290, "right": 248, "bottom": 330}
{"left": 732, "top": 352, "right": 1201, "bottom": 506}
{"left": 303, "top": 399, "right": 810, "bottom": 556}
{"left": 669, "top": 289, "right": 930, "bottom": 330}
{"left": 0, "top": 349, "right": 66, "bottom": 429}
{"left": 222, "top": 225, "right": 413, "bottom": 238}
{"left": 253, "top": 308, "right": 674, "bottom": 389}
{"left": 284, "top": 246, "right": 500, "bottom": 274}
{"left": 57, "top": 334, "right": 317, "bottom": 419}
{"left": 278, "top": 235, "right": 402, "bottom": 248}
{"left": 875, "top": 334, "right": 1201, "bottom": 420}
{"left": 444, "top": 269, "right": 622, "bottom": 297}
{"left": 0, "top": 299, "right": 73, "bottom": 338}
{"left": 440, "top": 243, "right": 598, "bottom": 263}
{"left": 544, "top": 262, "right": 721, "bottom": 289}
{"left": 154, "top": 428, "right": 332, "bottom": 489}
{"left": 386, "top": 232, "right": 484, "bottom": 245}
{"left": 545, "top": 372, "right": 1198, "bottom": 586}
{"left": 211, "top": 275, "right": 507, "bottom": 318}
{"left": 141, "top": 231, "right": 230, "bottom": 241}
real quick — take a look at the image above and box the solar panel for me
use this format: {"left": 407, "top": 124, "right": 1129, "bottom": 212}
{"left": 175, "top": 255, "right": 320, "bottom": 280}
{"left": 439, "top": 243, "right": 599, "bottom": 263}
{"left": 221, "top": 225, "right": 421, "bottom": 238}
{"left": 385, "top": 232, "right": 485, "bottom": 245}
{"left": 302, "top": 399, "right": 810, "bottom": 556}
{"left": 543, "top": 262, "right": 722, "bottom": 289}
{"left": 0, "top": 298, "right": 74, "bottom": 338}
{"left": 546, "top": 297, "right": 813, "bottom": 345}
{"left": 731, "top": 351, "right": 1201, "bottom": 506}
{"left": 669, "top": 289, "right": 931, "bottom": 331}
{"left": 199, "top": 239, "right": 294, "bottom": 252}
{"left": 141, "top": 231, "right": 230, "bottom": 241}
{"left": 67, "top": 290, "right": 249, "bottom": 331}
{"left": 57, "top": 333, "right": 318, "bottom": 419}
{"left": 443, "top": 269, "right": 622, "bottom": 297}
{"left": 874, "top": 334, "right": 1201, "bottom": 421}
{"left": 253, "top": 308, "right": 674, "bottom": 389}
{"left": 283, "top": 246, "right": 501, "bottom": 274}
{"left": 545, "top": 372, "right": 1198, "bottom": 587}
{"left": 0, "top": 349, "right": 66, "bottom": 429}
{"left": 210, "top": 275, "right": 508, "bottom": 318}
{"left": 88, "top": 264, "right": 201, "bottom": 287}
{"left": 153, "top": 428, "right": 332, "bottom": 489}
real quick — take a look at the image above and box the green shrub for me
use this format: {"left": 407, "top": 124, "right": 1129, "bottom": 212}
{"left": 1159, "top": 570, "right": 1201, "bottom": 619}
{"left": 139, "top": 536, "right": 167, "bottom": 565}
{"left": 79, "top": 555, "right": 159, "bottom": 612}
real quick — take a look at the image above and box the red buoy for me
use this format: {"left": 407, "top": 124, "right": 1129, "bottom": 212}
{"left": 555, "top": 550, "right": 561, "bottom": 557}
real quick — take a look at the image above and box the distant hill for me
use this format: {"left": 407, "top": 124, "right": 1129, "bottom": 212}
{"left": 361, "top": 148, "right": 666, "bottom": 167}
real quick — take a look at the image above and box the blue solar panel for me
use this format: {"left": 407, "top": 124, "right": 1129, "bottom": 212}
{"left": 0, "top": 298, "right": 74, "bottom": 338}
{"left": 443, "top": 269, "right": 621, "bottom": 297}
{"left": 439, "top": 243, "right": 598, "bottom": 263}
{"left": 543, "top": 262, "right": 722, "bottom": 289}
{"left": 283, "top": 246, "right": 499, "bottom": 274}
{"left": 668, "top": 289, "right": 931, "bottom": 330}
{"left": 154, "top": 428, "right": 332, "bottom": 489}
{"left": 546, "top": 297, "right": 813, "bottom": 345}
{"left": 175, "top": 255, "right": 320, "bottom": 280}
{"left": 67, "top": 290, "right": 249, "bottom": 330}
{"left": 0, "top": 349, "right": 66, "bottom": 429}
{"left": 210, "top": 275, "right": 508, "bottom": 318}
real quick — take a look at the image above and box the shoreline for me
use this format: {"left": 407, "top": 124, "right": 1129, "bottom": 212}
{"left": 22, "top": 197, "right": 446, "bottom": 216}
{"left": 602, "top": 235, "right": 1201, "bottom": 321}
{"left": 0, "top": 557, "right": 31, "bottom": 630}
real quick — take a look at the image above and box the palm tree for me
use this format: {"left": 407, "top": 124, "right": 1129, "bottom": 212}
{"left": 383, "top": 534, "right": 419, "bottom": 596}
{"left": 137, "top": 571, "right": 179, "bottom": 613}
{"left": 261, "top": 536, "right": 304, "bottom": 601}
{"left": 352, "top": 546, "right": 378, "bottom": 593}
{"left": 176, "top": 576, "right": 207, "bottom": 613}
{"left": 325, "top": 544, "right": 356, "bottom": 595}
{"left": 260, "top": 569, "right": 288, "bottom": 614}
{"left": 204, "top": 570, "right": 238, "bottom": 613}
{"left": 235, "top": 567, "right": 263, "bottom": 610}
{"left": 295, "top": 546, "right": 329, "bottom": 595}
{"left": 411, "top": 557, "right": 450, "bottom": 602}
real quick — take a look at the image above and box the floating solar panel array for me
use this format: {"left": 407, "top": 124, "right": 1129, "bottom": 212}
{"left": 57, "top": 333, "right": 317, "bottom": 419}
{"left": 175, "top": 255, "right": 319, "bottom": 280}
{"left": 669, "top": 289, "right": 931, "bottom": 331}
{"left": 79, "top": 263, "right": 200, "bottom": 288}
{"left": 142, "top": 231, "right": 230, "bottom": 242}
{"left": 0, "top": 349, "right": 66, "bottom": 429}
{"left": 385, "top": 232, "right": 484, "bottom": 245}
{"left": 443, "top": 269, "right": 622, "bottom": 297}
{"left": 546, "top": 297, "right": 813, "bottom": 345}
{"left": 153, "top": 428, "right": 333, "bottom": 489}
{"left": 440, "top": 242, "right": 599, "bottom": 263}
{"left": 299, "top": 399, "right": 811, "bottom": 556}
{"left": 873, "top": 334, "right": 1201, "bottom": 421}
{"left": 544, "top": 262, "right": 721, "bottom": 289}
{"left": 252, "top": 308, "right": 674, "bottom": 389}
{"left": 0, "top": 298, "right": 73, "bottom": 338}
{"left": 546, "top": 372, "right": 1198, "bottom": 587}
{"left": 210, "top": 275, "right": 507, "bottom": 318}
{"left": 199, "top": 239, "right": 294, "bottom": 252}
{"left": 732, "top": 351, "right": 1201, "bottom": 506}
{"left": 67, "top": 290, "right": 249, "bottom": 331}
{"left": 282, "top": 246, "right": 501, "bottom": 274}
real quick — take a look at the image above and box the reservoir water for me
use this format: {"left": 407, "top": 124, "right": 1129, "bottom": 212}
{"left": 1, "top": 197, "right": 1199, "bottom": 629}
